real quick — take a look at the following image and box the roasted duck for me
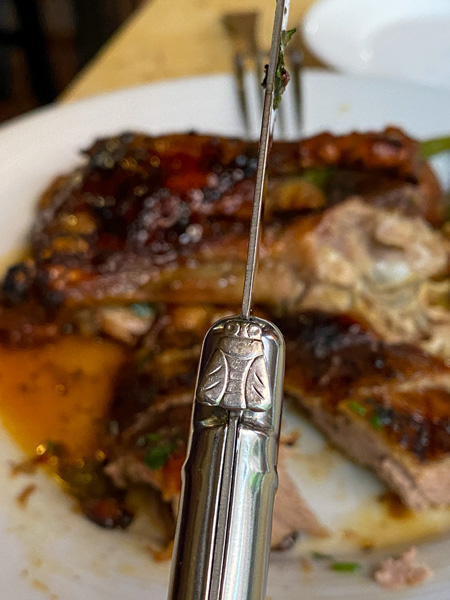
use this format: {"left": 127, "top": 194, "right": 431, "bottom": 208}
{"left": 1, "top": 127, "right": 449, "bottom": 548}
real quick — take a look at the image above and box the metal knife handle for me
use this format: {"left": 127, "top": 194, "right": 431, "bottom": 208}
{"left": 168, "top": 316, "right": 285, "bottom": 600}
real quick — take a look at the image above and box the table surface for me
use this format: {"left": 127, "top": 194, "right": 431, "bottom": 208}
{"left": 63, "top": 0, "right": 318, "bottom": 103}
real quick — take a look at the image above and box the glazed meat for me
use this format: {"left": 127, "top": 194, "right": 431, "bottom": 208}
{"left": 280, "top": 312, "right": 450, "bottom": 510}
{"left": 1, "top": 126, "right": 450, "bottom": 538}
{"left": 102, "top": 304, "right": 327, "bottom": 546}
{"left": 2, "top": 128, "right": 447, "bottom": 352}
{"left": 102, "top": 302, "right": 450, "bottom": 516}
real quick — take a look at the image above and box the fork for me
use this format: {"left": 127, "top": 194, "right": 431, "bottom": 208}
{"left": 222, "top": 11, "right": 304, "bottom": 140}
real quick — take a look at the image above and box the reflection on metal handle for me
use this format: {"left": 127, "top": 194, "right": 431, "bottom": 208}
{"left": 168, "top": 316, "right": 285, "bottom": 600}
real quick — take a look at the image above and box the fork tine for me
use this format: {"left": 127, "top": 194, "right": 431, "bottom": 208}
{"left": 223, "top": 11, "right": 264, "bottom": 138}
{"left": 223, "top": 12, "right": 304, "bottom": 140}
{"left": 233, "top": 52, "right": 251, "bottom": 136}
{"left": 275, "top": 98, "right": 287, "bottom": 139}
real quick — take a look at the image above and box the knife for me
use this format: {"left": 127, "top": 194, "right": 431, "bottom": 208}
{"left": 168, "top": 2, "right": 290, "bottom": 598}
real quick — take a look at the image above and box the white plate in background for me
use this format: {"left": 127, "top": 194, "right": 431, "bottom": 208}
{"left": 303, "top": 0, "right": 450, "bottom": 89}
{"left": 1, "top": 71, "right": 450, "bottom": 599}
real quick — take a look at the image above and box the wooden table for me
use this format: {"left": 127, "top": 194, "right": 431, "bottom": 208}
{"left": 63, "top": 0, "right": 318, "bottom": 103}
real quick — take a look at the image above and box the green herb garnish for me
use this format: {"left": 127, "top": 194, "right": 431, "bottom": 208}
{"left": 273, "top": 28, "right": 296, "bottom": 109}
{"left": 421, "top": 136, "right": 450, "bottom": 159}
{"left": 301, "top": 167, "right": 334, "bottom": 190}
{"left": 370, "top": 414, "right": 384, "bottom": 430}
{"left": 330, "top": 562, "right": 361, "bottom": 573}
{"left": 312, "top": 551, "right": 334, "bottom": 560}
{"left": 348, "top": 401, "right": 367, "bottom": 417}
{"left": 145, "top": 444, "right": 175, "bottom": 470}
{"left": 144, "top": 433, "right": 175, "bottom": 470}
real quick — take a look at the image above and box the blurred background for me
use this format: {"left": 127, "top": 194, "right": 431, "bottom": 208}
{"left": 0, "top": 0, "right": 145, "bottom": 123}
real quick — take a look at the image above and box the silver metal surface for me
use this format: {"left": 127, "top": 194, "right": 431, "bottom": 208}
{"left": 223, "top": 9, "right": 303, "bottom": 141}
{"left": 199, "top": 319, "right": 271, "bottom": 411}
{"left": 168, "top": 1, "right": 290, "bottom": 598}
{"left": 240, "top": 0, "right": 290, "bottom": 320}
{"left": 168, "top": 317, "right": 285, "bottom": 600}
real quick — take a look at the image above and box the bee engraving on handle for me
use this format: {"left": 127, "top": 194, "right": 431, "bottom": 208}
{"left": 198, "top": 318, "right": 271, "bottom": 412}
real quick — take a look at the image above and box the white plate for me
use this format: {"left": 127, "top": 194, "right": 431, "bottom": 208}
{"left": 303, "top": 0, "right": 450, "bottom": 89}
{"left": 1, "top": 71, "right": 450, "bottom": 599}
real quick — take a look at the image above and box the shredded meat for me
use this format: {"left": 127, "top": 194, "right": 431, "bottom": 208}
{"left": 374, "top": 547, "right": 432, "bottom": 589}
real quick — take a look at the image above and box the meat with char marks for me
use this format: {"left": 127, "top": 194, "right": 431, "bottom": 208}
{"left": 1, "top": 126, "right": 450, "bottom": 535}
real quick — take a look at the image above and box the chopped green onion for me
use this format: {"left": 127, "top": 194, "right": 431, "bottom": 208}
{"left": 348, "top": 401, "right": 367, "bottom": 417}
{"left": 301, "top": 167, "right": 334, "bottom": 190}
{"left": 330, "top": 562, "right": 361, "bottom": 573}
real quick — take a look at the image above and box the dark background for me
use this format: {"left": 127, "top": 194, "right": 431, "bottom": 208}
{"left": 0, "top": 0, "right": 145, "bottom": 123}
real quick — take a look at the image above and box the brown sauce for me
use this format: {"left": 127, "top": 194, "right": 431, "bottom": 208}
{"left": 379, "top": 491, "right": 414, "bottom": 520}
{"left": 0, "top": 335, "right": 126, "bottom": 458}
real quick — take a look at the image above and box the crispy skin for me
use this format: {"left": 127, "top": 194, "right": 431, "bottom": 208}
{"left": 2, "top": 129, "right": 443, "bottom": 312}
{"left": 1, "top": 129, "right": 446, "bottom": 354}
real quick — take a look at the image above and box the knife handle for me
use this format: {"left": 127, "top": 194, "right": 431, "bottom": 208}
{"left": 168, "top": 316, "right": 285, "bottom": 600}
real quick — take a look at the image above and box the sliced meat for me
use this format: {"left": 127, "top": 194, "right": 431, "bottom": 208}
{"left": 280, "top": 312, "right": 450, "bottom": 510}
{"left": 2, "top": 126, "right": 450, "bottom": 542}
{"left": 374, "top": 547, "right": 432, "bottom": 590}
{"left": 105, "top": 335, "right": 328, "bottom": 547}
{"left": 271, "top": 446, "right": 328, "bottom": 549}
{"left": 106, "top": 433, "right": 327, "bottom": 548}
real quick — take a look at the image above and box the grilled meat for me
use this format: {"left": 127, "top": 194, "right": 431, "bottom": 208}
{"left": 280, "top": 312, "right": 450, "bottom": 510}
{"left": 103, "top": 304, "right": 326, "bottom": 544}
{"left": 1, "top": 127, "right": 450, "bottom": 539}
{"left": 2, "top": 129, "right": 446, "bottom": 351}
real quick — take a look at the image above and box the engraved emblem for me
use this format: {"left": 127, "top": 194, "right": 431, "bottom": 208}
{"left": 198, "top": 319, "right": 271, "bottom": 412}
